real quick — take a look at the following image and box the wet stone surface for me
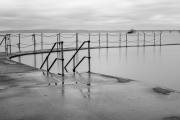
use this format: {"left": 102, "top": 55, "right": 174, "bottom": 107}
{"left": 77, "top": 72, "right": 133, "bottom": 84}
{"left": 1, "top": 51, "right": 180, "bottom": 119}
{"left": 163, "top": 116, "right": 180, "bottom": 120}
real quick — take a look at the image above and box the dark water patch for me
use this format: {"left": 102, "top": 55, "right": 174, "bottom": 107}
{"left": 90, "top": 72, "right": 133, "bottom": 83}
{"left": 163, "top": 116, "right": 180, "bottom": 120}
{"left": 153, "top": 87, "right": 174, "bottom": 95}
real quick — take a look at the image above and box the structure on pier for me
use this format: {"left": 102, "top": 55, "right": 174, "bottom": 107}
{"left": 127, "top": 28, "right": 136, "bottom": 34}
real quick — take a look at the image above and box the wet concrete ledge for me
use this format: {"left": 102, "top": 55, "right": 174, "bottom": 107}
{"left": 0, "top": 47, "right": 180, "bottom": 119}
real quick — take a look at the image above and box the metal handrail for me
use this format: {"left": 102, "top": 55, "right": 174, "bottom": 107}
{"left": 64, "top": 41, "right": 89, "bottom": 71}
{"left": 73, "top": 56, "right": 89, "bottom": 72}
{"left": 0, "top": 36, "right": 5, "bottom": 46}
{"left": 40, "top": 41, "right": 63, "bottom": 69}
{"left": 48, "top": 58, "right": 64, "bottom": 72}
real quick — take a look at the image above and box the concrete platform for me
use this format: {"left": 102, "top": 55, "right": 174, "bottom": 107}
{"left": 0, "top": 52, "right": 180, "bottom": 120}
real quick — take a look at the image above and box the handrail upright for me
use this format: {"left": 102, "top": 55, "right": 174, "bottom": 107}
{"left": 61, "top": 42, "right": 64, "bottom": 76}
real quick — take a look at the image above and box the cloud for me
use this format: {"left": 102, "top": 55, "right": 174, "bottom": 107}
{"left": 0, "top": 0, "right": 180, "bottom": 30}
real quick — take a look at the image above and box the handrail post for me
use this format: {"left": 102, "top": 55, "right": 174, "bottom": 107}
{"left": 19, "top": 34, "right": 21, "bottom": 52}
{"left": 57, "top": 33, "right": 59, "bottom": 50}
{"left": 46, "top": 56, "right": 49, "bottom": 76}
{"left": 99, "top": 33, "right": 100, "bottom": 48}
{"left": 33, "top": 34, "right": 36, "bottom": 53}
{"left": 160, "top": 32, "right": 162, "bottom": 46}
{"left": 126, "top": 33, "right": 127, "bottom": 47}
{"left": 9, "top": 44, "right": 11, "bottom": 55}
{"left": 8, "top": 34, "right": 11, "bottom": 55}
{"left": 73, "top": 57, "right": 75, "bottom": 70}
{"left": 137, "top": 33, "right": 139, "bottom": 47}
{"left": 144, "top": 33, "right": 145, "bottom": 47}
{"left": 76, "top": 33, "right": 78, "bottom": 50}
{"left": 61, "top": 42, "right": 64, "bottom": 76}
{"left": 7, "top": 44, "right": 9, "bottom": 55}
{"left": 5, "top": 35, "right": 8, "bottom": 55}
{"left": 5, "top": 36, "right": 7, "bottom": 54}
{"left": 41, "top": 33, "right": 43, "bottom": 50}
{"left": 88, "top": 40, "right": 91, "bottom": 72}
{"left": 119, "top": 33, "right": 121, "bottom": 47}
{"left": 106, "top": 33, "right": 108, "bottom": 48}
{"left": 154, "top": 33, "right": 155, "bottom": 46}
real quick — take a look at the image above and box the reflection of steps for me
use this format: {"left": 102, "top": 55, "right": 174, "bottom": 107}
{"left": 47, "top": 72, "right": 133, "bottom": 86}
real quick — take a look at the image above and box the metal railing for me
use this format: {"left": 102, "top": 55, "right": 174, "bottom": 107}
{"left": 0, "top": 36, "right": 5, "bottom": 45}
{"left": 40, "top": 41, "right": 64, "bottom": 76}
{"left": 64, "top": 40, "right": 91, "bottom": 73}
{"left": 0, "top": 35, "right": 7, "bottom": 54}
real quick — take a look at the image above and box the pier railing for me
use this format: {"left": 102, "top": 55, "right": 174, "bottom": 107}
{"left": 2, "top": 30, "right": 180, "bottom": 56}
{"left": 2, "top": 30, "right": 180, "bottom": 75}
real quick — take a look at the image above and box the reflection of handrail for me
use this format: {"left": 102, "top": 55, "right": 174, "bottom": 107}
{"left": 73, "top": 56, "right": 89, "bottom": 72}
{"left": 64, "top": 41, "right": 90, "bottom": 72}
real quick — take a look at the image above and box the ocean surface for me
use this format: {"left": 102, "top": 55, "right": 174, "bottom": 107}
{"left": 1, "top": 31, "right": 180, "bottom": 91}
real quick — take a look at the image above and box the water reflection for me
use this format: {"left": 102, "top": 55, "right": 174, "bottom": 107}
{"left": 159, "top": 46, "right": 161, "bottom": 60}
{"left": 18, "top": 56, "right": 21, "bottom": 63}
{"left": 98, "top": 49, "right": 100, "bottom": 61}
{"left": 153, "top": 46, "right": 156, "bottom": 60}
{"left": 78, "top": 84, "right": 91, "bottom": 99}
{"left": 143, "top": 47, "right": 145, "bottom": 59}
{"left": 88, "top": 87, "right": 90, "bottom": 99}
{"left": 137, "top": 47, "right": 139, "bottom": 60}
{"left": 125, "top": 48, "right": 127, "bottom": 65}
{"left": 74, "top": 73, "right": 91, "bottom": 99}
{"left": 61, "top": 84, "right": 65, "bottom": 96}
{"left": 41, "top": 54, "right": 44, "bottom": 64}
{"left": 34, "top": 54, "right": 37, "bottom": 67}
{"left": 106, "top": 48, "right": 108, "bottom": 63}
{"left": 87, "top": 73, "right": 92, "bottom": 99}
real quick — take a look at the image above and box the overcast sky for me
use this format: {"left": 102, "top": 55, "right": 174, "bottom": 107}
{"left": 0, "top": 0, "right": 180, "bottom": 30}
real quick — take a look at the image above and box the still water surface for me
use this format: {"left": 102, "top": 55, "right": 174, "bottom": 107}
{"left": 12, "top": 45, "right": 180, "bottom": 91}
